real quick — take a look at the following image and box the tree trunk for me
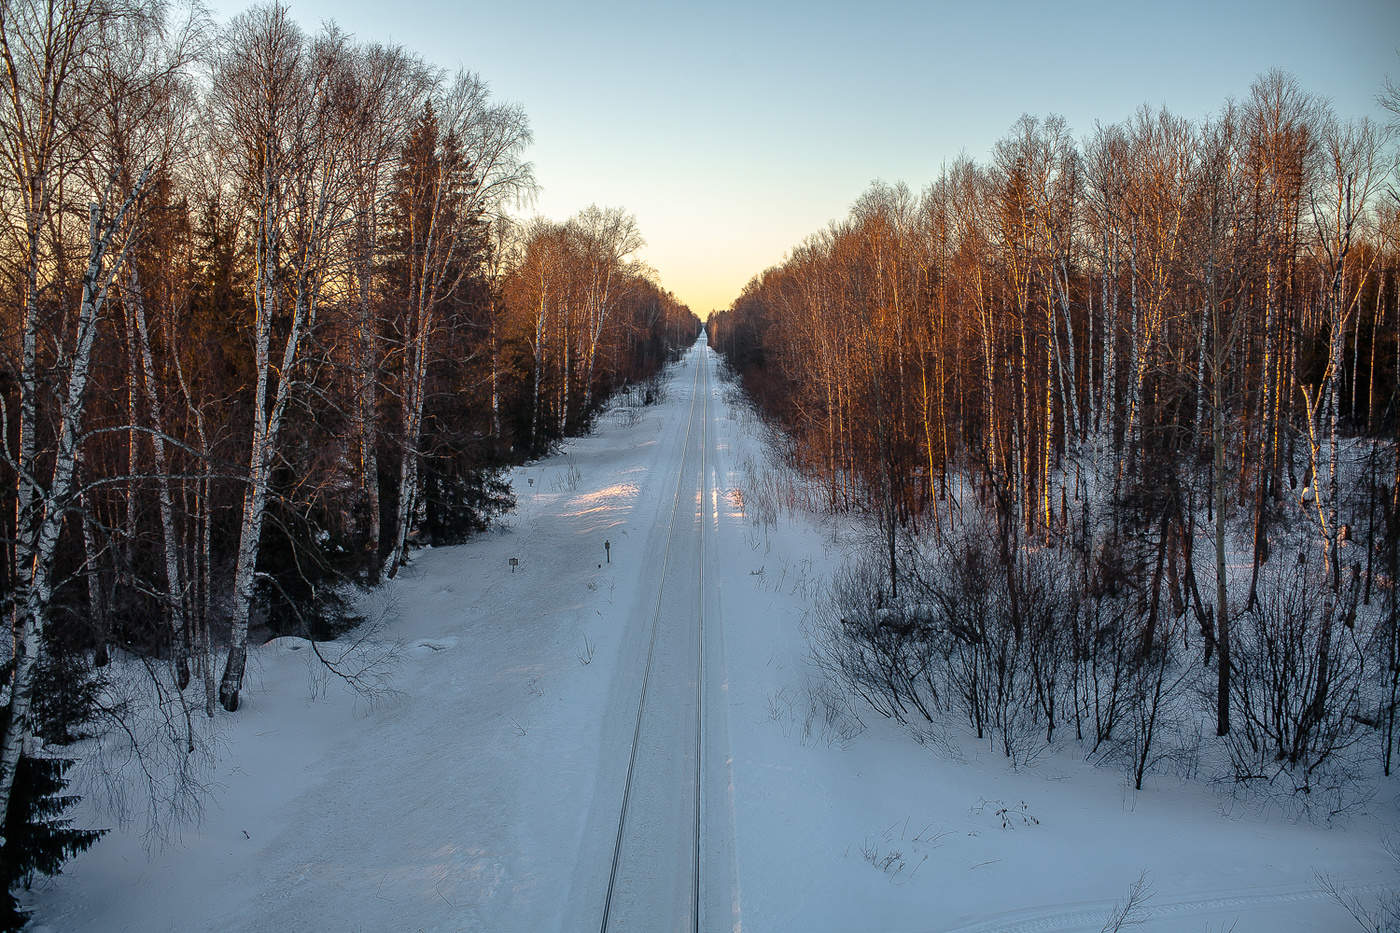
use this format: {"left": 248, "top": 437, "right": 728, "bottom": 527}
{"left": 1, "top": 180, "right": 148, "bottom": 842}
{"left": 220, "top": 184, "right": 317, "bottom": 710}
{"left": 127, "top": 268, "right": 191, "bottom": 688}
{"left": 355, "top": 227, "right": 382, "bottom": 584}
{"left": 1213, "top": 372, "right": 1230, "bottom": 736}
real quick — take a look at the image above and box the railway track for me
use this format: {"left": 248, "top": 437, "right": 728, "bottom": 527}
{"left": 599, "top": 346, "right": 711, "bottom": 933}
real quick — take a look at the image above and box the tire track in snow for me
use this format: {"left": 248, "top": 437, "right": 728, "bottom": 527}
{"left": 936, "top": 879, "right": 1393, "bottom": 933}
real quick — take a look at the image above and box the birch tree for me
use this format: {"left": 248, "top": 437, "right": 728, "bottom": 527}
{"left": 575, "top": 205, "right": 641, "bottom": 416}
{"left": 1301, "top": 116, "right": 1380, "bottom": 591}
{"left": 341, "top": 42, "right": 427, "bottom": 584}
{"left": 1189, "top": 107, "right": 1250, "bottom": 734}
{"left": 0, "top": 3, "right": 161, "bottom": 845}
{"left": 211, "top": 5, "right": 352, "bottom": 711}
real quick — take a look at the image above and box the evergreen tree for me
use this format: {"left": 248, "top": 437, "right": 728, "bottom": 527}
{"left": 0, "top": 755, "right": 104, "bottom": 931}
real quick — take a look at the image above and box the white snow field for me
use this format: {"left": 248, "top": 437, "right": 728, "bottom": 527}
{"left": 29, "top": 335, "right": 1399, "bottom": 932}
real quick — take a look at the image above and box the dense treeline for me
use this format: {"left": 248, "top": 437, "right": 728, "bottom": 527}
{"left": 713, "top": 72, "right": 1400, "bottom": 797}
{"left": 0, "top": 0, "right": 696, "bottom": 912}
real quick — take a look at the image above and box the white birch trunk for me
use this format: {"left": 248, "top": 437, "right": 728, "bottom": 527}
{"left": 0, "top": 174, "right": 148, "bottom": 842}
{"left": 219, "top": 162, "right": 334, "bottom": 708}
{"left": 354, "top": 218, "right": 382, "bottom": 584}
{"left": 531, "top": 285, "right": 547, "bottom": 448}
{"left": 489, "top": 313, "right": 501, "bottom": 439}
{"left": 580, "top": 264, "right": 613, "bottom": 416}
{"left": 560, "top": 316, "right": 571, "bottom": 436}
{"left": 127, "top": 268, "right": 191, "bottom": 688}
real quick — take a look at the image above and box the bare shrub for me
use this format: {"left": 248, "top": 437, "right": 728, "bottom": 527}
{"left": 551, "top": 459, "right": 583, "bottom": 493}
{"left": 856, "top": 818, "right": 945, "bottom": 884}
{"left": 738, "top": 454, "right": 779, "bottom": 531}
{"left": 1125, "top": 610, "right": 1193, "bottom": 790}
{"left": 971, "top": 797, "right": 1040, "bottom": 830}
{"left": 811, "top": 553, "right": 936, "bottom": 725}
{"left": 1101, "top": 871, "right": 1152, "bottom": 932}
{"left": 803, "top": 678, "right": 866, "bottom": 746}
{"left": 906, "top": 518, "right": 1051, "bottom": 767}
{"left": 818, "top": 508, "right": 1059, "bottom": 768}
{"left": 1228, "top": 559, "right": 1370, "bottom": 796}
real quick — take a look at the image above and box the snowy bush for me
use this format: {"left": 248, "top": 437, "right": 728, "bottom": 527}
{"left": 813, "top": 469, "right": 1400, "bottom": 805}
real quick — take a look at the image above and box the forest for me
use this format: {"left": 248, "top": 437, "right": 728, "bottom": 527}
{"left": 711, "top": 72, "right": 1400, "bottom": 803}
{"left": 1, "top": 0, "right": 1396, "bottom": 924}
{"left": 0, "top": 0, "right": 697, "bottom": 921}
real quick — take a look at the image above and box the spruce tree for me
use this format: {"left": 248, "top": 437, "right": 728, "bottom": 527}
{"left": 0, "top": 755, "right": 104, "bottom": 930}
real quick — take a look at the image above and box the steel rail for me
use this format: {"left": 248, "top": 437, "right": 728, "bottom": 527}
{"left": 599, "top": 350, "right": 705, "bottom": 933}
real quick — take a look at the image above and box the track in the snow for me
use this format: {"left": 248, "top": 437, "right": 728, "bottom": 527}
{"left": 937, "top": 880, "right": 1396, "bottom": 933}
{"left": 599, "top": 347, "right": 710, "bottom": 933}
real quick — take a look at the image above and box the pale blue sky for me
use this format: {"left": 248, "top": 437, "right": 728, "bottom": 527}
{"left": 210, "top": 0, "right": 1399, "bottom": 314}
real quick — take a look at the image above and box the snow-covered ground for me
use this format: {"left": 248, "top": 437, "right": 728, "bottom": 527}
{"left": 29, "top": 337, "right": 1398, "bottom": 932}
